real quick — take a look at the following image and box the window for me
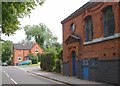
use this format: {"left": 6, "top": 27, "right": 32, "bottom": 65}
{"left": 26, "top": 56, "right": 30, "bottom": 60}
{"left": 70, "top": 23, "right": 75, "bottom": 32}
{"left": 102, "top": 5, "right": 115, "bottom": 37}
{"left": 85, "top": 16, "right": 93, "bottom": 42}
{"left": 35, "top": 48, "right": 39, "bottom": 53}
{"left": 82, "top": 58, "right": 89, "bottom": 66}
{"left": 18, "top": 56, "right": 22, "bottom": 61}
{"left": 90, "top": 58, "right": 98, "bottom": 67}
{"left": 19, "top": 51, "right": 21, "bottom": 54}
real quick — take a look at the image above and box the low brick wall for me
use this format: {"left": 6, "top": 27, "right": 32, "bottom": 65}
{"left": 62, "top": 61, "right": 70, "bottom": 76}
{"left": 62, "top": 58, "right": 120, "bottom": 85}
{"left": 76, "top": 60, "right": 82, "bottom": 79}
{"left": 96, "top": 58, "right": 120, "bottom": 85}
{"left": 89, "top": 66, "right": 98, "bottom": 81}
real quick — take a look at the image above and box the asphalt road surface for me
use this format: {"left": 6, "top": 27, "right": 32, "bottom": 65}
{"left": 2, "top": 66, "right": 67, "bottom": 85}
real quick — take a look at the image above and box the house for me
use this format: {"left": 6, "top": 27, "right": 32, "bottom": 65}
{"left": 13, "top": 42, "right": 43, "bottom": 66}
{"left": 61, "top": 2, "right": 120, "bottom": 85}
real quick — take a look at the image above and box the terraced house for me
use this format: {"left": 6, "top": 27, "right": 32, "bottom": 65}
{"left": 13, "top": 42, "right": 43, "bottom": 66}
{"left": 61, "top": 2, "right": 120, "bottom": 85}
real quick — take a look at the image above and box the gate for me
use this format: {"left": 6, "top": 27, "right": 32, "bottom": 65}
{"left": 82, "top": 58, "right": 89, "bottom": 80}
{"left": 82, "top": 66, "right": 89, "bottom": 80}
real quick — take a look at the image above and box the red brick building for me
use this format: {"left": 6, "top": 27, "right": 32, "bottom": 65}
{"left": 13, "top": 42, "right": 43, "bottom": 66}
{"left": 61, "top": 2, "right": 120, "bottom": 85}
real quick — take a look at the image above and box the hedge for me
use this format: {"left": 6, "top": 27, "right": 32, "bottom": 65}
{"left": 27, "top": 53, "right": 38, "bottom": 64}
{"left": 40, "top": 52, "right": 55, "bottom": 72}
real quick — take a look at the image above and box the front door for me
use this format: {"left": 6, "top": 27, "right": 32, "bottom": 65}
{"left": 72, "top": 51, "right": 77, "bottom": 76}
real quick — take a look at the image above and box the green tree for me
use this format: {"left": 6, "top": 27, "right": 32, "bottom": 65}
{"left": 0, "top": 42, "right": 2, "bottom": 60}
{"left": 45, "top": 42, "right": 62, "bottom": 57}
{"left": 2, "top": 40, "right": 13, "bottom": 62}
{"left": 1, "top": 0, "right": 45, "bottom": 35}
{"left": 24, "top": 23, "right": 58, "bottom": 50}
{"left": 27, "top": 53, "right": 38, "bottom": 64}
{"left": 0, "top": 31, "right": 3, "bottom": 60}
{"left": 24, "top": 23, "right": 63, "bottom": 72}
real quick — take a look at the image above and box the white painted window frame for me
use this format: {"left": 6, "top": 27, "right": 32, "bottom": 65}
{"left": 35, "top": 48, "right": 39, "bottom": 53}
{"left": 18, "top": 56, "right": 22, "bottom": 61}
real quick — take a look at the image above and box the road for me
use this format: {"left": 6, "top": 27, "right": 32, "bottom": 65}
{"left": 2, "top": 66, "right": 67, "bottom": 85}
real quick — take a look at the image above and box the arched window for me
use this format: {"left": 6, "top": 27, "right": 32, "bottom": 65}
{"left": 102, "top": 5, "right": 115, "bottom": 37}
{"left": 85, "top": 16, "right": 93, "bottom": 42}
{"left": 35, "top": 48, "right": 39, "bottom": 53}
{"left": 70, "top": 23, "right": 75, "bottom": 32}
{"left": 18, "top": 56, "right": 22, "bottom": 61}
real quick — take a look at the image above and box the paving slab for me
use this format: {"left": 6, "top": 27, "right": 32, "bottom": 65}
{"left": 27, "top": 69, "right": 108, "bottom": 85}
{"left": 16, "top": 66, "right": 114, "bottom": 86}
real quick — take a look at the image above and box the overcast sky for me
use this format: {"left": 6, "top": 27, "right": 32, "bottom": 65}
{"left": 1, "top": 0, "right": 90, "bottom": 43}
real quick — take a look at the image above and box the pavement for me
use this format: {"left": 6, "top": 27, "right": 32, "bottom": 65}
{"left": 19, "top": 66, "right": 113, "bottom": 86}
{"left": 0, "top": 60, "right": 2, "bottom": 86}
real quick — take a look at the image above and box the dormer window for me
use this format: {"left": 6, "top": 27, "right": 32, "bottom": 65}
{"left": 70, "top": 23, "right": 75, "bottom": 32}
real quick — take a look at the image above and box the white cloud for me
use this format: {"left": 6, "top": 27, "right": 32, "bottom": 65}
{"left": 1, "top": 0, "right": 89, "bottom": 43}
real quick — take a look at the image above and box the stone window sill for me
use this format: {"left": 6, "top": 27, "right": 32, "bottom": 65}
{"left": 84, "top": 33, "right": 120, "bottom": 45}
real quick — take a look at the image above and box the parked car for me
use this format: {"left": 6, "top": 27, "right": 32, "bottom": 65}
{"left": 19, "top": 60, "right": 32, "bottom": 65}
{"left": 2, "top": 62, "right": 8, "bottom": 66}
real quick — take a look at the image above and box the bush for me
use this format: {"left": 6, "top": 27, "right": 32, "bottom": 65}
{"left": 27, "top": 60, "right": 32, "bottom": 65}
{"left": 40, "top": 52, "right": 55, "bottom": 72}
{"left": 37, "top": 53, "right": 41, "bottom": 62}
{"left": 32, "top": 56, "right": 38, "bottom": 64}
{"left": 27, "top": 53, "right": 38, "bottom": 64}
{"left": 6, "top": 59, "right": 12, "bottom": 65}
{"left": 54, "top": 49, "right": 63, "bottom": 73}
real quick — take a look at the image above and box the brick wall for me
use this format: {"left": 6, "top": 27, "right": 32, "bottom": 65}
{"left": 62, "top": 61, "right": 70, "bottom": 76}
{"left": 30, "top": 43, "right": 43, "bottom": 56}
{"left": 62, "top": 2, "right": 119, "bottom": 64}
{"left": 62, "top": 2, "right": 120, "bottom": 85}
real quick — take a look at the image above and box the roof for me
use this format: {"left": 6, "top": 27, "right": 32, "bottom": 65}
{"left": 61, "top": 2, "right": 101, "bottom": 24}
{"left": 65, "top": 34, "right": 81, "bottom": 44}
{"left": 13, "top": 42, "right": 35, "bottom": 50}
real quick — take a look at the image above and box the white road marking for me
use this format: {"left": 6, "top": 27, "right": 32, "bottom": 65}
{"left": 10, "top": 78, "right": 18, "bottom": 84}
{"left": 6, "top": 73, "right": 9, "bottom": 77}
{"left": 3, "top": 71, "right": 5, "bottom": 73}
